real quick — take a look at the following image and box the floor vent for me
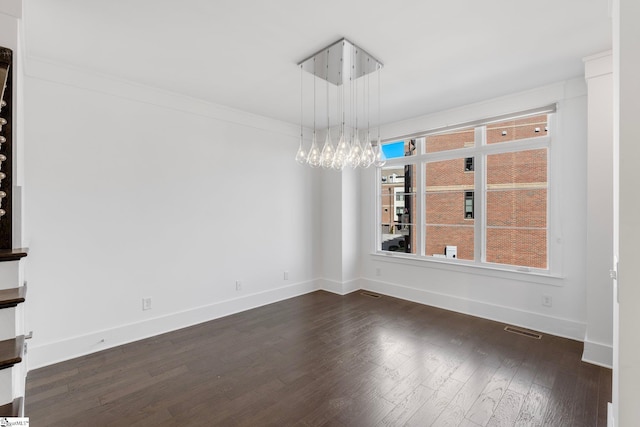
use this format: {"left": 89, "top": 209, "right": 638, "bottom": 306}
{"left": 504, "top": 326, "right": 542, "bottom": 339}
{"left": 360, "top": 291, "right": 381, "bottom": 299}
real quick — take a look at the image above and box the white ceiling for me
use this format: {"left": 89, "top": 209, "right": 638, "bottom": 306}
{"left": 23, "top": 0, "right": 612, "bottom": 127}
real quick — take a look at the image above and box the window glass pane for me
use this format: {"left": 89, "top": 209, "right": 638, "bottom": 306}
{"left": 381, "top": 165, "right": 416, "bottom": 254}
{"left": 486, "top": 114, "right": 548, "bottom": 144}
{"left": 425, "top": 127, "right": 474, "bottom": 153}
{"left": 382, "top": 139, "right": 416, "bottom": 159}
{"left": 486, "top": 148, "right": 547, "bottom": 268}
{"left": 425, "top": 158, "right": 474, "bottom": 260}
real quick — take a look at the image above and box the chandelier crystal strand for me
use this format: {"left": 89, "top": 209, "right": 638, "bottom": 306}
{"left": 320, "top": 50, "right": 335, "bottom": 169}
{"left": 307, "top": 58, "right": 321, "bottom": 167}
{"left": 360, "top": 69, "right": 375, "bottom": 167}
{"left": 333, "top": 58, "right": 349, "bottom": 170}
{"left": 348, "top": 48, "right": 363, "bottom": 168}
{"left": 373, "top": 63, "right": 386, "bottom": 167}
{"left": 295, "top": 64, "right": 308, "bottom": 164}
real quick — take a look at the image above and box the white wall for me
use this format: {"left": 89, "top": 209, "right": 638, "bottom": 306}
{"left": 616, "top": 0, "right": 640, "bottom": 424}
{"left": 359, "top": 79, "right": 594, "bottom": 346}
{"left": 23, "top": 58, "right": 321, "bottom": 368}
{"left": 584, "top": 52, "right": 614, "bottom": 368}
{"left": 319, "top": 166, "right": 361, "bottom": 295}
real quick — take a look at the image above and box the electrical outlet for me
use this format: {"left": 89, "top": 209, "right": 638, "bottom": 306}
{"left": 284, "top": 271, "right": 289, "bottom": 280}
{"left": 142, "top": 297, "right": 152, "bottom": 311}
{"left": 542, "top": 295, "right": 552, "bottom": 307}
{"left": 236, "top": 281, "right": 242, "bottom": 291}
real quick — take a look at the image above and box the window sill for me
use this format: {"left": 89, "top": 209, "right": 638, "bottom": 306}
{"left": 370, "top": 251, "right": 564, "bottom": 286}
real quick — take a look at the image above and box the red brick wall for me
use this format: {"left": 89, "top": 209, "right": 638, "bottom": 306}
{"left": 487, "top": 115, "right": 547, "bottom": 144}
{"left": 426, "top": 128, "right": 474, "bottom": 153}
{"left": 486, "top": 189, "right": 546, "bottom": 227}
{"left": 426, "top": 158, "right": 474, "bottom": 187}
{"left": 426, "top": 192, "right": 473, "bottom": 225}
{"left": 486, "top": 229, "right": 547, "bottom": 268}
{"left": 487, "top": 149, "right": 547, "bottom": 185}
{"left": 485, "top": 147, "right": 547, "bottom": 267}
{"left": 426, "top": 225, "right": 474, "bottom": 260}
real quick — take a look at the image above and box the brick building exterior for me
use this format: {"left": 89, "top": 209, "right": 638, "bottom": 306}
{"left": 381, "top": 115, "right": 548, "bottom": 269}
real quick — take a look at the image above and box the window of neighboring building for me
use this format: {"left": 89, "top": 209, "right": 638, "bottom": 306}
{"left": 465, "top": 191, "right": 474, "bottom": 219}
{"left": 464, "top": 157, "right": 474, "bottom": 172}
{"left": 377, "top": 109, "right": 553, "bottom": 271}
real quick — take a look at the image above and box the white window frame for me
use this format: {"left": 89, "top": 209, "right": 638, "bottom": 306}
{"left": 375, "top": 105, "right": 557, "bottom": 276}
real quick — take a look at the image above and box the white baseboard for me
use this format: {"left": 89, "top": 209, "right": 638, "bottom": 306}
{"left": 361, "top": 278, "right": 586, "bottom": 342}
{"left": 608, "top": 402, "right": 614, "bottom": 427}
{"left": 28, "top": 280, "right": 319, "bottom": 370}
{"left": 582, "top": 340, "right": 613, "bottom": 368}
{"left": 318, "top": 278, "right": 362, "bottom": 295}
{"left": 29, "top": 277, "right": 604, "bottom": 370}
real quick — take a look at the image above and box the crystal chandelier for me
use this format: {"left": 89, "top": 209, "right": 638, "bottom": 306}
{"left": 296, "top": 38, "right": 386, "bottom": 169}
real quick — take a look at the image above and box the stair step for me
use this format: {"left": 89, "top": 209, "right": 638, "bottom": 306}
{"left": 0, "top": 396, "right": 23, "bottom": 417}
{"left": 0, "top": 285, "right": 25, "bottom": 309}
{"left": 0, "top": 248, "right": 27, "bottom": 262}
{"left": 0, "top": 336, "right": 23, "bottom": 370}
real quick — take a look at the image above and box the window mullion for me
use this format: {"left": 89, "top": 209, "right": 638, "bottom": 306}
{"left": 475, "top": 126, "right": 485, "bottom": 263}
{"left": 416, "top": 158, "right": 425, "bottom": 256}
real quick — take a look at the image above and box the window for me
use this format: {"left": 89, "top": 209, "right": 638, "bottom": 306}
{"left": 464, "top": 157, "right": 474, "bottom": 171}
{"left": 465, "top": 191, "right": 474, "bottom": 219}
{"left": 380, "top": 165, "right": 416, "bottom": 253}
{"left": 377, "top": 109, "right": 553, "bottom": 271}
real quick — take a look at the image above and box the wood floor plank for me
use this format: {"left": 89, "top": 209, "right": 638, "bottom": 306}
{"left": 466, "top": 363, "right": 519, "bottom": 425}
{"left": 378, "top": 384, "right": 435, "bottom": 426}
{"left": 432, "top": 363, "right": 498, "bottom": 426}
{"left": 515, "top": 382, "right": 552, "bottom": 426}
{"left": 486, "top": 389, "right": 525, "bottom": 427}
{"left": 404, "top": 376, "right": 465, "bottom": 427}
{"left": 571, "top": 363, "right": 600, "bottom": 427}
{"left": 597, "top": 365, "right": 613, "bottom": 427}
{"left": 24, "top": 291, "right": 611, "bottom": 426}
{"left": 508, "top": 360, "right": 537, "bottom": 396}
{"left": 542, "top": 370, "right": 577, "bottom": 425}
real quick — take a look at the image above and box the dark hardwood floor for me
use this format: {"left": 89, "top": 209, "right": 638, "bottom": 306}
{"left": 26, "top": 291, "right": 611, "bottom": 426}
